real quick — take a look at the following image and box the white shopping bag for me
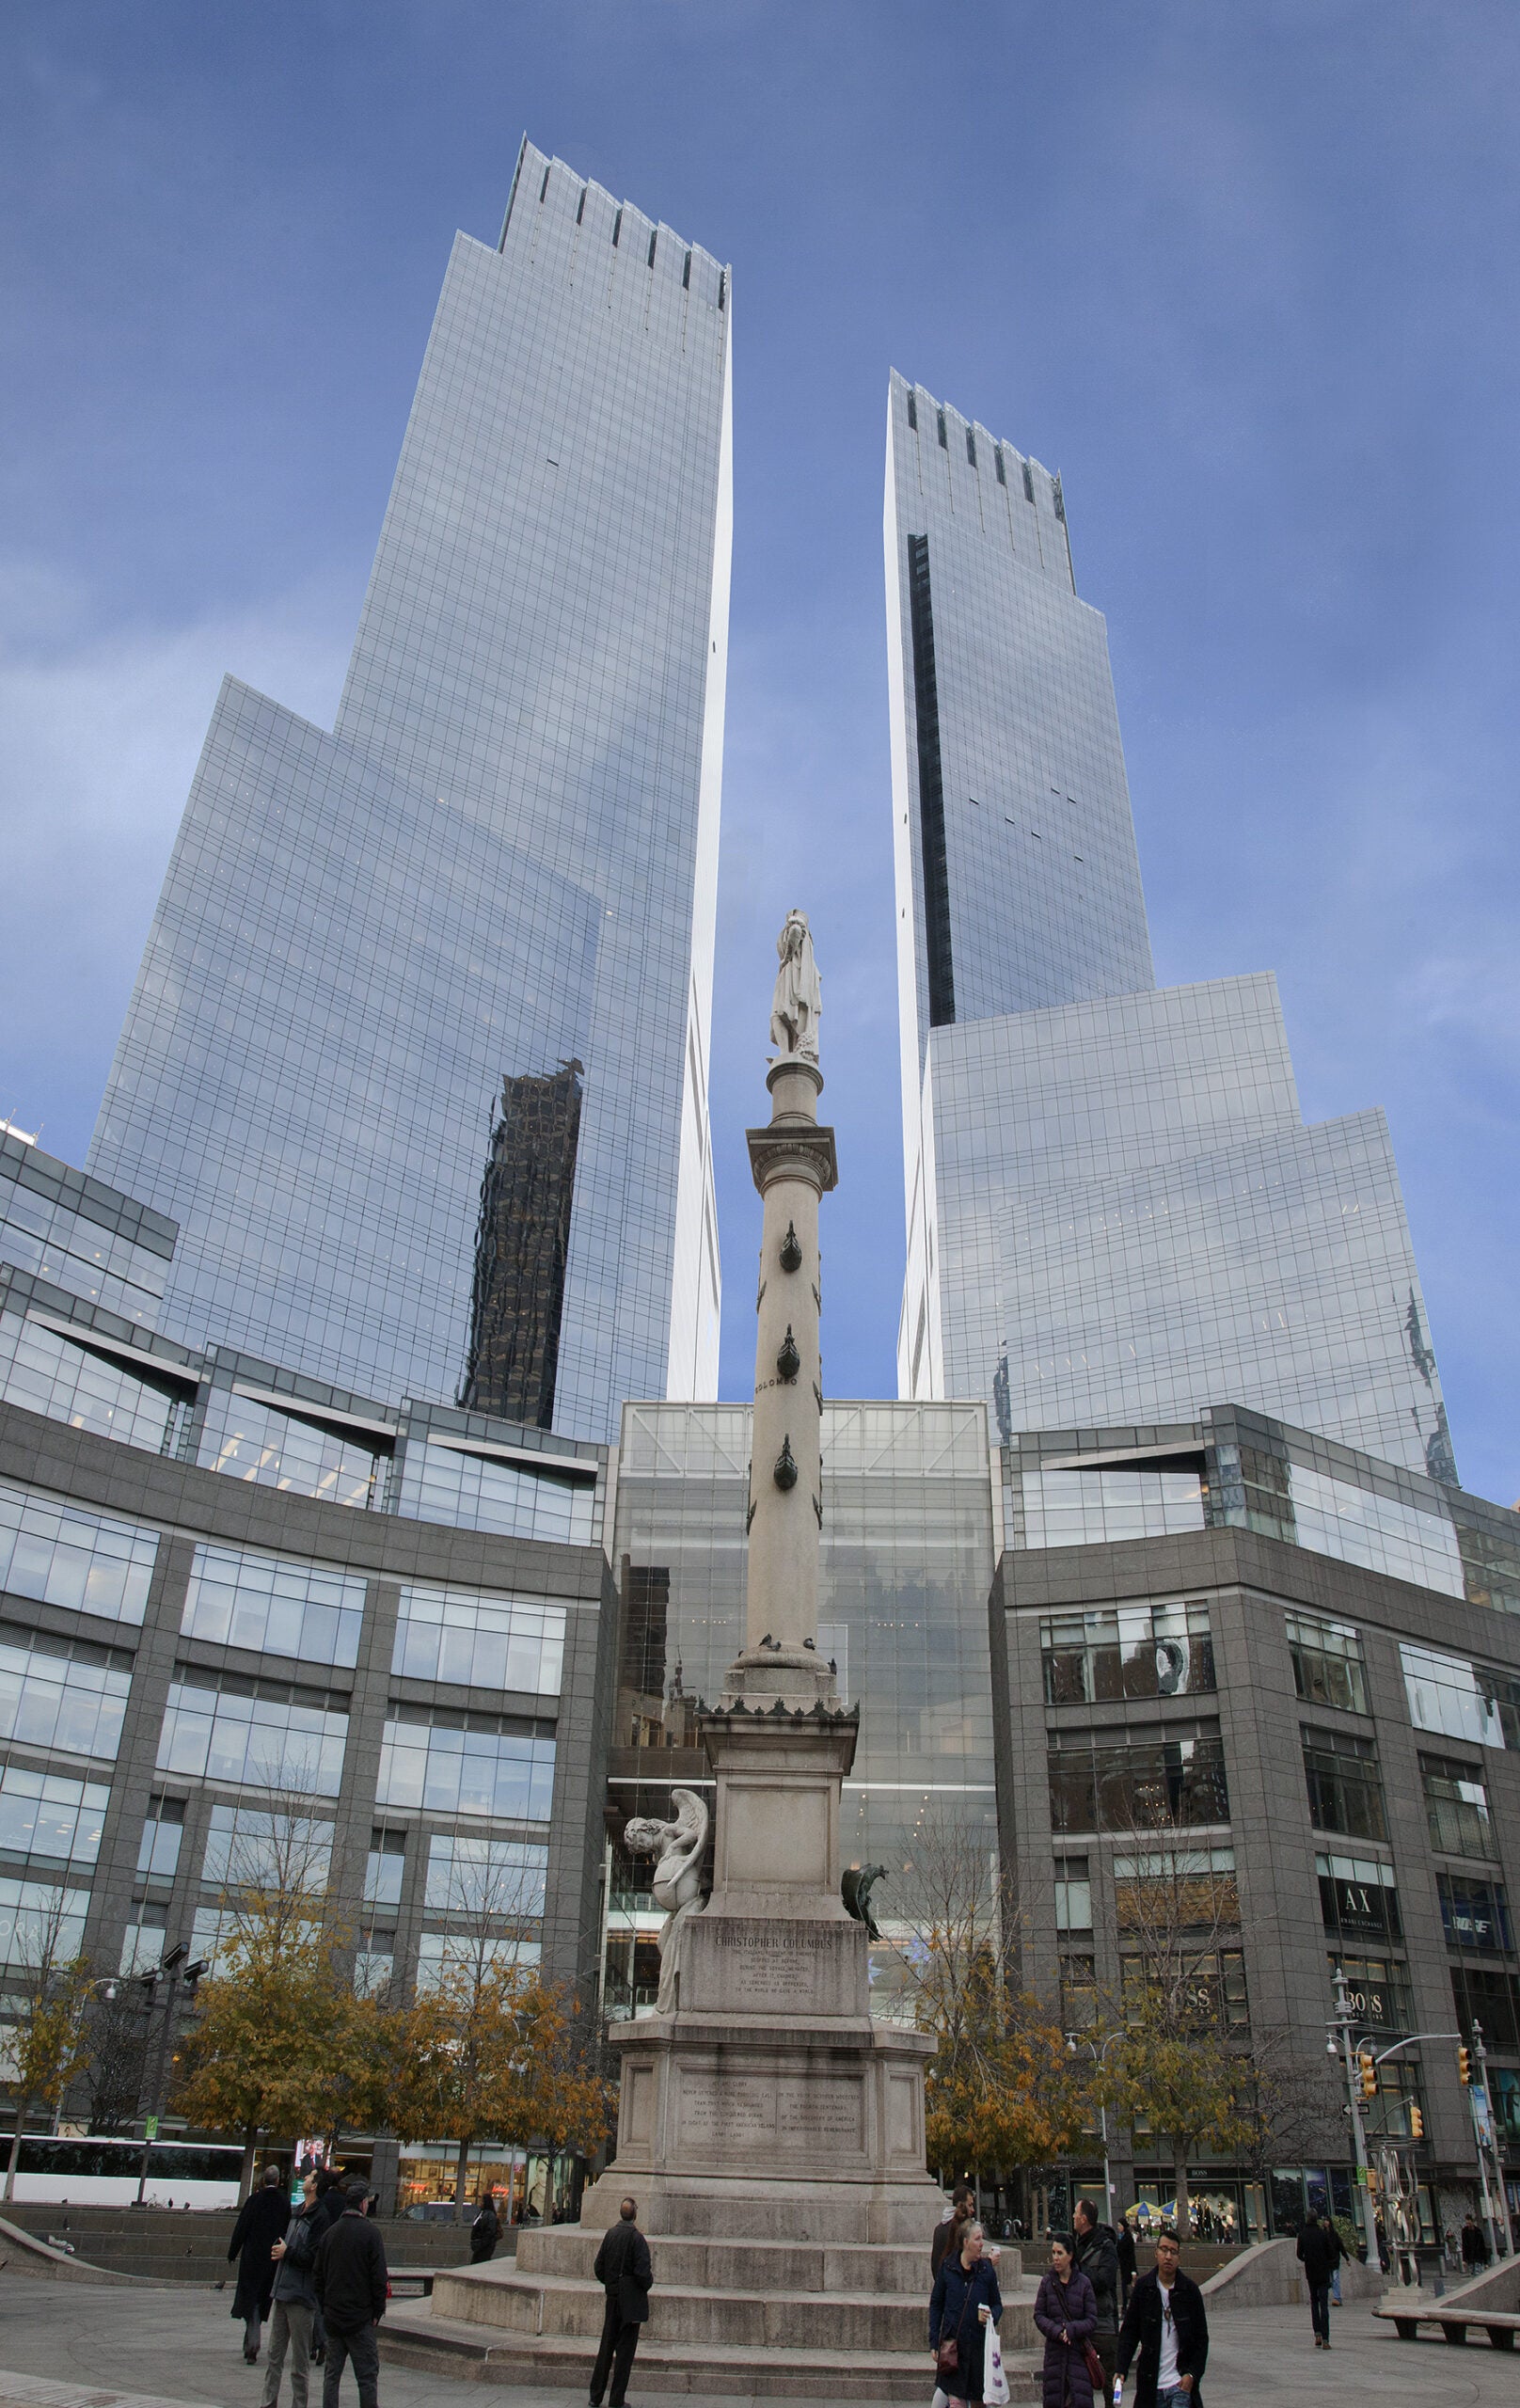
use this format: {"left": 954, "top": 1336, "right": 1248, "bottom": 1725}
{"left": 982, "top": 2323, "right": 1010, "bottom": 2407}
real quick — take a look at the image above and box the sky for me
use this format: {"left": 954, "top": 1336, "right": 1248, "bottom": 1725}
{"left": 1, "top": 0, "right": 1516, "bottom": 1502}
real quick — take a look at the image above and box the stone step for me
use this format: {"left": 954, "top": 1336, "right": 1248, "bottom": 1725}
{"left": 432, "top": 2265, "right": 1039, "bottom": 2354}
{"left": 381, "top": 2304, "right": 1044, "bottom": 2400}
{"left": 517, "top": 2225, "right": 968, "bottom": 2294}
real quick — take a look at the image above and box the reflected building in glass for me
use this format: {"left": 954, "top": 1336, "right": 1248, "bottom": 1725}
{"left": 88, "top": 140, "right": 731, "bottom": 1443}
{"left": 886, "top": 372, "right": 1455, "bottom": 1480}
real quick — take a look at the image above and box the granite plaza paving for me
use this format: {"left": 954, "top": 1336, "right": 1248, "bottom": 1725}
{"left": 0, "top": 2278, "right": 1513, "bottom": 2408}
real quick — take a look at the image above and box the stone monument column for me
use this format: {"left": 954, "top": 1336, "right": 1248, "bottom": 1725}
{"left": 577, "top": 910, "right": 938, "bottom": 2244}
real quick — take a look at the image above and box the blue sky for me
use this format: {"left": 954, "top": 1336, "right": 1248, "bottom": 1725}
{"left": 2, "top": 1, "right": 1516, "bottom": 1501}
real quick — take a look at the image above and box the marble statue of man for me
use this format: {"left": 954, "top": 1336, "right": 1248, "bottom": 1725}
{"left": 769, "top": 909, "right": 821, "bottom": 1060}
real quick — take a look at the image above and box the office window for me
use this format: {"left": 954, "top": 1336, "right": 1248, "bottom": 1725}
{"left": 0, "top": 1765, "right": 109, "bottom": 1873}
{"left": 1114, "top": 1844, "right": 1238, "bottom": 1932}
{"left": 0, "top": 1627, "right": 132, "bottom": 1762}
{"left": 1041, "top": 1600, "right": 1214, "bottom": 1705}
{"left": 364, "top": 1829, "right": 406, "bottom": 1909}
{"left": 1059, "top": 1949, "right": 1097, "bottom": 2031}
{"left": 376, "top": 1711, "right": 556, "bottom": 1823}
{"left": 156, "top": 1674, "right": 348, "bottom": 1795}
{"left": 1286, "top": 1611, "right": 1369, "bottom": 1715}
{"left": 182, "top": 1545, "right": 366, "bottom": 1670}
{"left": 1317, "top": 1852, "right": 1401, "bottom": 1946}
{"left": 1402, "top": 1642, "right": 1519, "bottom": 1751}
{"left": 424, "top": 1833, "right": 547, "bottom": 1919}
{"left": 391, "top": 1588, "right": 564, "bottom": 1697}
{"left": 1330, "top": 1954, "right": 1412, "bottom": 2033}
{"left": 200, "top": 1803, "right": 333, "bottom": 1895}
{"left": 1302, "top": 1728, "right": 1386, "bottom": 1842}
{"left": 0, "top": 1312, "right": 189, "bottom": 1455}
{"left": 1438, "top": 1873, "right": 1512, "bottom": 1956}
{"left": 1022, "top": 1467, "right": 1204, "bottom": 1549}
{"left": 414, "top": 1930, "right": 540, "bottom": 1990}
{"left": 1048, "top": 1723, "right": 1228, "bottom": 1835}
{"left": 0, "top": 1481, "right": 157, "bottom": 1626}
{"left": 0, "top": 1877, "right": 89, "bottom": 1968}
{"left": 1449, "top": 1962, "right": 1520, "bottom": 2053}
{"left": 398, "top": 1445, "right": 595, "bottom": 1545}
{"left": 906, "top": 392, "right": 917, "bottom": 430}
{"left": 1121, "top": 1944, "right": 1248, "bottom": 2029}
{"left": 1420, "top": 1754, "right": 1496, "bottom": 1859}
{"left": 1053, "top": 1855, "right": 1091, "bottom": 1933}
{"left": 135, "top": 1794, "right": 184, "bottom": 1881}
{"left": 198, "top": 1386, "right": 384, "bottom": 1512}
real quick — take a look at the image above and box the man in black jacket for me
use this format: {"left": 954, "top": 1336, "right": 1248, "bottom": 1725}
{"left": 1116, "top": 2228, "right": 1208, "bottom": 2406}
{"left": 590, "top": 2196, "right": 653, "bottom": 2408}
{"left": 314, "top": 2180, "right": 388, "bottom": 2408}
{"left": 1072, "top": 2196, "right": 1121, "bottom": 2393}
{"left": 229, "top": 2166, "right": 291, "bottom": 2363}
{"left": 1295, "top": 2210, "right": 1342, "bottom": 2350}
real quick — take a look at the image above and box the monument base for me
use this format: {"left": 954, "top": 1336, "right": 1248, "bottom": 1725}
{"left": 385, "top": 1691, "right": 975, "bottom": 2388}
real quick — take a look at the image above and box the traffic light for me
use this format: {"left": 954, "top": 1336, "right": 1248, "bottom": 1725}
{"left": 1458, "top": 2046, "right": 1472, "bottom": 2085}
{"left": 1409, "top": 2104, "right": 1425, "bottom": 2140}
{"left": 1358, "top": 2049, "right": 1378, "bottom": 2099}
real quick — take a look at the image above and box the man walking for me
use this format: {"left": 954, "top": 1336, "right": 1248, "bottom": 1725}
{"left": 590, "top": 2195, "right": 653, "bottom": 2408}
{"left": 314, "top": 2178, "right": 388, "bottom": 2408}
{"left": 1116, "top": 2226, "right": 1208, "bottom": 2406}
{"left": 1072, "top": 2196, "right": 1121, "bottom": 2395}
{"left": 262, "top": 2172, "right": 323, "bottom": 2408}
{"left": 229, "top": 2165, "right": 291, "bottom": 2363}
{"left": 469, "top": 2189, "right": 501, "bottom": 2264}
{"left": 1116, "top": 2216, "right": 1137, "bottom": 2311}
{"left": 1462, "top": 2211, "right": 1491, "bottom": 2273}
{"left": 1295, "top": 2210, "right": 1339, "bottom": 2351}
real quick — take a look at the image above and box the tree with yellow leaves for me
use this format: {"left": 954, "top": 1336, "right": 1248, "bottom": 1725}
{"left": 0, "top": 1887, "right": 96, "bottom": 2202}
{"left": 895, "top": 1813, "right": 1084, "bottom": 2193}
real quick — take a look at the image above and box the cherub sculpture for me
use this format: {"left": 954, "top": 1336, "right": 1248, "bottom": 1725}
{"left": 622, "top": 1787, "right": 710, "bottom": 2013}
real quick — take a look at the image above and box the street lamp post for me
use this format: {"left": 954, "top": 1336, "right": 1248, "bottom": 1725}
{"left": 134, "top": 1945, "right": 205, "bottom": 2207}
{"left": 1468, "top": 2021, "right": 1506, "bottom": 2261}
{"left": 1068, "top": 2032, "right": 1122, "bottom": 2229}
{"left": 1328, "top": 1965, "right": 1382, "bottom": 2272}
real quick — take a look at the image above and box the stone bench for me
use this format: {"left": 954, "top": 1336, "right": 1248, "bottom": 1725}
{"left": 1375, "top": 2300, "right": 1518, "bottom": 2349}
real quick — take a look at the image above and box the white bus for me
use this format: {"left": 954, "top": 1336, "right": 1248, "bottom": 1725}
{"left": 5, "top": 2136, "right": 244, "bottom": 2207}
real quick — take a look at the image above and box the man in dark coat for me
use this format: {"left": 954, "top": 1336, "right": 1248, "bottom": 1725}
{"left": 1295, "top": 2210, "right": 1341, "bottom": 2350}
{"left": 1116, "top": 2217, "right": 1138, "bottom": 2310}
{"left": 314, "top": 2179, "right": 388, "bottom": 2408}
{"left": 229, "top": 2165, "right": 291, "bottom": 2362}
{"left": 469, "top": 2191, "right": 500, "bottom": 2264}
{"left": 1072, "top": 2196, "right": 1121, "bottom": 2393}
{"left": 1462, "top": 2211, "right": 1490, "bottom": 2272}
{"left": 309, "top": 2170, "right": 349, "bottom": 2366}
{"left": 591, "top": 2196, "right": 653, "bottom": 2408}
{"left": 1116, "top": 2227, "right": 1208, "bottom": 2407}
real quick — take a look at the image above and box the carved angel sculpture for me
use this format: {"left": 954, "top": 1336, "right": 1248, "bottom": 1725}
{"left": 622, "top": 1787, "right": 709, "bottom": 2014}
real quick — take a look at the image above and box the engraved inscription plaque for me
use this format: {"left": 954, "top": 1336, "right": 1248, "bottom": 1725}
{"left": 777, "top": 2075, "right": 864, "bottom": 2149}
{"left": 679, "top": 2071, "right": 776, "bottom": 2149}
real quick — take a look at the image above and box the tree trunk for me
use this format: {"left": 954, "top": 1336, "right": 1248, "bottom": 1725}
{"left": 455, "top": 2133, "right": 471, "bottom": 2223}
{"left": 240, "top": 2121, "right": 260, "bottom": 2202}
{"left": 1172, "top": 2150, "right": 1193, "bottom": 2239}
{"left": 4, "top": 2093, "right": 27, "bottom": 2203}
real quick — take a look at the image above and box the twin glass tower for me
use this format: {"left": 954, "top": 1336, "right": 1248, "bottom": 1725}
{"left": 89, "top": 143, "right": 1455, "bottom": 1475}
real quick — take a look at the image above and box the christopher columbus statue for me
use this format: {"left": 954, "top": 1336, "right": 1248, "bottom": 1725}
{"left": 769, "top": 909, "right": 821, "bottom": 1061}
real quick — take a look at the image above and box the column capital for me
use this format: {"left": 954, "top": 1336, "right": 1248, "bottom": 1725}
{"left": 746, "top": 1122, "right": 838, "bottom": 1197}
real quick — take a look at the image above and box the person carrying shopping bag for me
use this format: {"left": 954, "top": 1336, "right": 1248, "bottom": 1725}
{"left": 929, "top": 2219, "right": 1003, "bottom": 2408}
{"left": 1034, "top": 2235, "right": 1100, "bottom": 2408}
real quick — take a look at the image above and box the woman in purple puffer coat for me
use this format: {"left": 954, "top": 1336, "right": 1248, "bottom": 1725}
{"left": 1034, "top": 2234, "right": 1099, "bottom": 2408}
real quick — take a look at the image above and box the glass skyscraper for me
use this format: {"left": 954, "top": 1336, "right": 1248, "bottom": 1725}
{"left": 886, "top": 372, "right": 1456, "bottom": 1481}
{"left": 88, "top": 141, "right": 731, "bottom": 1443}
